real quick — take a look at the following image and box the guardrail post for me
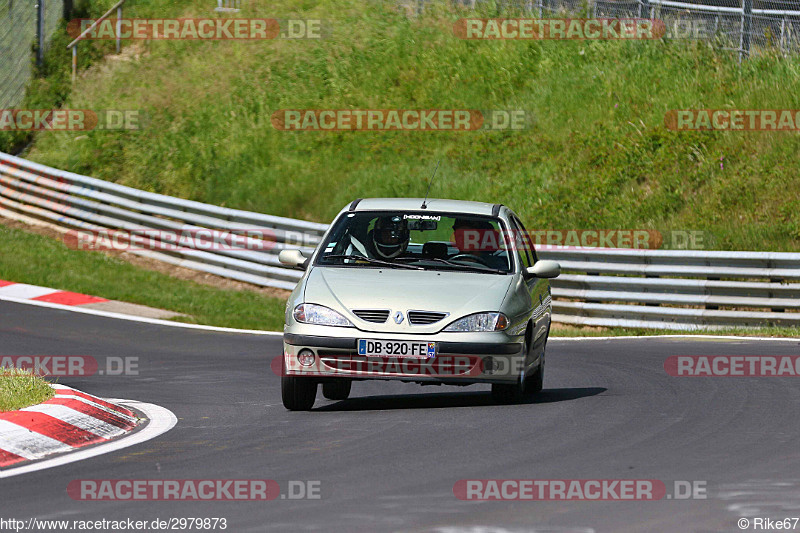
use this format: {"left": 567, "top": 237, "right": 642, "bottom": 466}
{"left": 36, "top": 0, "right": 45, "bottom": 68}
{"left": 705, "top": 276, "right": 719, "bottom": 309}
{"left": 645, "top": 274, "right": 660, "bottom": 306}
{"left": 770, "top": 277, "right": 785, "bottom": 313}
{"left": 740, "top": 0, "right": 752, "bottom": 61}
{"left": 116, "top": 5, "right": 122, "bottom": 54}
{"left": 215, "top": 0, "right": 241, "bottom": 13}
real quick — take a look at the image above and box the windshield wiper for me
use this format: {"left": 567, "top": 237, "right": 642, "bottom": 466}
{"left": 322, "top": 254, "right": 424, "bottom": 270}
{"left": 422, "top": 257, "right": 506, "bottom": 274}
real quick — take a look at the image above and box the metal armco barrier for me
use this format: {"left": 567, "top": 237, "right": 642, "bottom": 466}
{"left": 537, "top": 248, "right": 800, "bottom": 329}
{"left": 1, "top": 151, "right": 799, "bottom": 330}
{"left": 0, "top": 152, "right": 326, "bottom": 291}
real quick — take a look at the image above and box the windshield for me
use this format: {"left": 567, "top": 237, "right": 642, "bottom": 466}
{"left": 315, "top": 211, "right": 514, "bottom": 274}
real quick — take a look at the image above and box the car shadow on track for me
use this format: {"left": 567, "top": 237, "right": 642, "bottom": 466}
{"left": 313, "top": 387, "right": 607, "bottom": 411}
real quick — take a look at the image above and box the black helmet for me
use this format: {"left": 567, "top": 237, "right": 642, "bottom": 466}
{"left": 373, "top": 215, "right": 409, "bottom": 259}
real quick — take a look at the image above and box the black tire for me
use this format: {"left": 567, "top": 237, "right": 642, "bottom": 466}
{"left": 491, "top": 337, "right": 529, "bottom": 404}
{"left": 322, "top": 380, "right": 351, "bottom": 401}
{"left": 527, "top": 326, "right": 549, "bottom": 394}
{"left": 527, "top": 354, "right": 544, "bottom": 394}
{"left": 282, "top": 375, "right": 317, "bottom": 411}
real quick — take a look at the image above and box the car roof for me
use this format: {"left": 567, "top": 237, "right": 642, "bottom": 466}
{"left": 348, "top": 198, "right": 501, "bottom": 217}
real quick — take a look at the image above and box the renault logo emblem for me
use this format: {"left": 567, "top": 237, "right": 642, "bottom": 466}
{"left": 393, "top": 311, "right": 404, "bottom": 324}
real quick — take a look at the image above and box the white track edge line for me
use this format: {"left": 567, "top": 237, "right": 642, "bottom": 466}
{"left": 1, "top": 293, "right": 797, "bottom": 342}
{"left": 549, "top": 334, "right": 799, "bottom": 342}
{"left": 0, "top": 400, "right": 178, "bottom": 479}
{"left": 0, "top": 294, "right": 283, "bottom": 336}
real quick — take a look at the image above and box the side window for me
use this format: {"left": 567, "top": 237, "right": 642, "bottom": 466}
{"left": 508, "top": 218, "right": 531, "bottom": 270}
{"left": 512, "top": 216, "right": 538, "bottom": 263}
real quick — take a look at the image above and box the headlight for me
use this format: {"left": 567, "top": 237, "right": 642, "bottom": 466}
{"left": 443, "top": 312, "right": 509, "bottom": 332}
{"left": 293, "top": 303, "right": 354, "bottom": 327}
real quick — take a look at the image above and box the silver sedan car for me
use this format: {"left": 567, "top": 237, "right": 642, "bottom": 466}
{"left": 278, "top": 198, "right": 560, "bottom": 410}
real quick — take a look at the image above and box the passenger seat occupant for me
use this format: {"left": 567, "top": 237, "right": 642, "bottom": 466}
{"left": 452, "top": 218, "right": 499, "bottom": 254}
{"left": 422, "top": 242, "right": 449, "bottom": 260}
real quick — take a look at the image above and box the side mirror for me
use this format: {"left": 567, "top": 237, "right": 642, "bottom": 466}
{"left": 279, "top": 249, "right": 308, "bottom": 269}
{"left": 526, "top": 260, "right": 560, "bottom": 279}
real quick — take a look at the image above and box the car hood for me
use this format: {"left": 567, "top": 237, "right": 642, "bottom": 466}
{"left": 304, "top": 267, "right": 514, "bottom": 333}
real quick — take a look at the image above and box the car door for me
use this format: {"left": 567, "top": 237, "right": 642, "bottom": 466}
{"left": 509, "top": 214, "right": 550, "bottom": 353}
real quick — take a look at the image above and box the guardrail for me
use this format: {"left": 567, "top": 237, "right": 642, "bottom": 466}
{"left": 537, "top": 248, "right": 800, "bottom": 329}
{"left": 0, "top": 152, "right": 327, "bottom": 291}
{"left": 1, "top": 151, "right": 799, "bottom": 329}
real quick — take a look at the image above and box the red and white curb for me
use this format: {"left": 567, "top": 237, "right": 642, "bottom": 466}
{"left": 0, "top": 384, "right": 138, "bottom": 468}
{"left": 0, "top": 280, "right": 107, "bottom": 306}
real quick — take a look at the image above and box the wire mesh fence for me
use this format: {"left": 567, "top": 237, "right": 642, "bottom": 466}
{"left": 422, "top": 0, "right": 800, "bottom": 57}
{"left": 1, "top": 0, "right": 798, "bottom": 112}
{"left": 0, "top": 0, "right": 65, "bottom": 109}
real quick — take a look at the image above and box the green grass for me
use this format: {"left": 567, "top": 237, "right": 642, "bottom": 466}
{"left": 0, "top": 224, "right": 287, "bottom": 330}
{"left": 0, "top": 369, "right": 54, "bottom": 412}
{"left": 18, "top": 0, "right": 800, "bottom": 251}
{"left": 4, "top": 0, "right": 800, "bottom": 336}
{"left": 552, "top": 325, "right": 800, "bottom": 338}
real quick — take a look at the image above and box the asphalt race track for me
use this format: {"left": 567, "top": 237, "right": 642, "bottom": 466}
{"left": 2, "top": 299, "right": 800, "bottom": 532}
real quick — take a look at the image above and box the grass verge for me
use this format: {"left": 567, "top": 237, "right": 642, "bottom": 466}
{"left": 0, "top": 222, "right": 287, "bottom": 331}
{"left": 18, "top": 0, "right": 800, "bottom": 251}
{"left": 0, "top": 369, "right": 54, "bottom": 412}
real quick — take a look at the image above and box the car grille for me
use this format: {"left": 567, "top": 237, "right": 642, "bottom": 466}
{"left": 320, "top": 355, "right": 481, "bottom": 376}
{"left": 352, "top": 309, "right": 390, "bottom": 323}
{"left": 407, "top": 311, "right": 448, "bottom": 325}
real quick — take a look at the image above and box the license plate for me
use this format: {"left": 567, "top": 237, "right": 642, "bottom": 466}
{"left": 357, "top": 339, "right": 436, "bottom": 358}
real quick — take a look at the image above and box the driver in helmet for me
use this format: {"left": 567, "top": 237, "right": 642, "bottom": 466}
{"left": 371, "top": 215, "right": 410, "bottom": 260}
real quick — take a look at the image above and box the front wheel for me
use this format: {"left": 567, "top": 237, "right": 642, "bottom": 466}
{"left": 527, "top": 354, "right": 544, "bottom": 394}
{"left": 491, "top": 337, "right": 528, "bottom": 404}
{"left": 282, "top": 375, "right": 317, "bottom": 411}
{"left": 322, "top": 380, "right": 351, "bottom": 400}
{"left": 527, "top": 329, "right": 548, "bottom": 394}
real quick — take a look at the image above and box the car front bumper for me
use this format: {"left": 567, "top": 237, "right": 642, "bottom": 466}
{"left": 282, "top": 331, "right": 526, "bottom": 384}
